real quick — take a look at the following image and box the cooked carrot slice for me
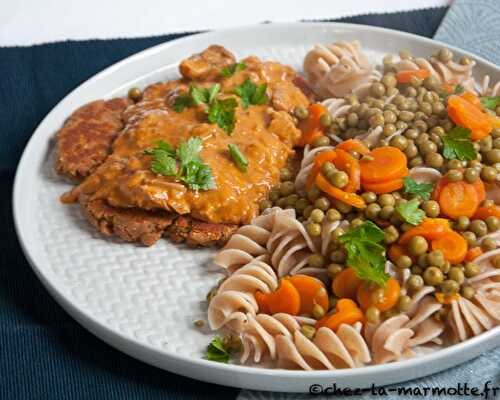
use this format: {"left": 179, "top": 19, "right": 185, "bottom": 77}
{"left": 399, "top": 218, "right": 451, "bottom": 245}
{"left": 439, "top": 181, "right": 479, "bottom": 219}
{"left": 473, "top": 205, "right": 500, "bottom": 220}
{"left": 396, "top": 69, "right": 431, "bottom": 84}
{"left": 432, "top": 173, "right": 485, "bottom": 203}
{"left": 297, "top": 103, "right": 327, "bottom": 146}
{"left": 362, "top": 176, "right": 405, "bottom": 194}
{"left": 465, "top": 246, "right": 483, "bottom": 262}
{"left": 332, "top": 149, "right": 361, "bottom": 193}
{"left": 255, "top": 291, "right": 271, "bottom": 314}
{"left": 288, "top": 275, "right": 329, "bottom": 315}
{"left": 315, "top": 298, "right": 364, "bottom": 332}
{"left": 315, "top": 174, "right": 366, "bottom": 209}
{"left": 336, "top": 139, "right": 370, "bottom": 155}
{"left": 431, "top": 231, "right": 468, "bottom": 264}
{"left": 306, "top": 150, "right": 337, "bottom": 190}
{"left": 331, "top": 268, "right": 363, "bottom": 300}
{"left": 435, "top": 292, "right": 460, "bottom": 305}
{"left": 447, "top": 95, "right": 493, "bottom": 140}
{"left": 265, "top": 279, "right": 301, "bottom": 315}
{"left": 461, "top": 91, "right": 482, "bottom": 108}
{"left": 356, "top": 278, "right": 401, "bottom": 311}
{"left": 360, "top": 146, "right": 408, "bottom": 183}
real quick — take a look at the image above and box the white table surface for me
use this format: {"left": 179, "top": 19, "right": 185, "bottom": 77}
{"left": 1, "top": 0, "right": 450, "bottom": 46}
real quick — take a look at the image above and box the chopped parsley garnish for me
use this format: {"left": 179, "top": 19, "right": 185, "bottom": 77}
{"left": 480, "top": 96, "right": 500, "bottom": 110}
{"left": 396, "top": 198, "right": 426, "bottom": 226}
{"left": 228, "top": 144, "right": 248, "bottom": 172}
{"left": 208, "top": 97, "right": 238, "bottom": 134}
{"left": 233, "top": 78, "right": 268, "bottom": 109}
{"left": 173, "top": 84, "right": 237, "bottom": 134}
{"left": 145, "top": 137, "right": 215, "bottom": 191}
{"left": 338, "top": 221, "right": 390, "bottom": 287}
{"left": 402, "top": 177, "right": 433, "bottom": 201}
{"left": 205, "top": 337, "right": 231, "bottom": 363}
{"left": 221, "top": 62, "right": 247, "bottom": 77}
{"left": 442, "top": 126, "right": 477, "bottom": 161}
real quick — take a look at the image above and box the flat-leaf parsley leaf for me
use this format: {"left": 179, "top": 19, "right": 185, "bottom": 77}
{"left": 221, "top": 62, "right": 247, "bottom": 77}
{"left": 338, "top": 221, "right": 389, "bottom": 287}
{"left": 233, "top": 78, "right": 268, "bottom": 109}
{"left": 442, "top": 126, "right": 477, "bottom": 161}
{"left": 480, "top": 96, "right": 500, "bottom": 110}
{"left": 396, "top": 198, "right": 426, "bottom": 226}
{"left": 205, "top": 337, "right": 230, "bottom": 363}
{"left": 402, "top": 177, "right": 433, "bottom": 201}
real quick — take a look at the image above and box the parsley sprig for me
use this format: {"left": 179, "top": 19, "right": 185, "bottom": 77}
{"left": 403, "top": 177, "right": 433, "bottom": 201}
{"left": 205, "top": 337, "right": 231, "bottom": 363}
{"left": 233, "top": 79, "right": 268, "bottom": 109}
{"left": 338, "top": 221, "right": 390, "bottom": 287}
{"left": 480, "top": 96, "right": 500, "bottom": 110}
{"left": 145, "top": 137, "right": 215, "bottom": 191}
{"left": 396, "top": 198, "right": 426, "bottom": 226}
{"left": 173, "top": 84, "right": 237, "bottom": 134}
{"left": 221, "top": 62, "right": 247, "bottom": 77}
{"left": 442, "top": 126, "right": 477, "bottom": 161}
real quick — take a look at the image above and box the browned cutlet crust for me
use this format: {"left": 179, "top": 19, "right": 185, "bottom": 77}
{"left": 55, "top": 98, "right": 130, "bottom": 180}
{"left": 80, "top": 195, "right": 237, "bottom": 247}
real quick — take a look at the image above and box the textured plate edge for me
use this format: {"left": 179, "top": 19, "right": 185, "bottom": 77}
{"left": 12, "top": 22, "right": 500, "bottom": 392}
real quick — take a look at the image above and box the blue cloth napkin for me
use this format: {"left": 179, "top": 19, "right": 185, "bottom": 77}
{"left": 4, "top": 5, "right": 494, "bottom": 400}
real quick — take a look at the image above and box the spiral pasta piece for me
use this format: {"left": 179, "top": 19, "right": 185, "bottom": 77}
{"left": 480, "top": 75, "right": 500, "bottom": 96}
{"left": 207, "top": 290, "right": 257, "bottom": 331}
{"left": 304, "top": 40, "right": 380, "bottom": 99}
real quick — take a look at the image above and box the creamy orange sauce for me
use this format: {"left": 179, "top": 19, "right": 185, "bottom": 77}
{"left": 64, "top": 57, "right": 309, "bottom": 225}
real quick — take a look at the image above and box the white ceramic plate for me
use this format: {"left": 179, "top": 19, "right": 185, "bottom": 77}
{"left": 13, "top": 23, "right": 500, "bottom": 393}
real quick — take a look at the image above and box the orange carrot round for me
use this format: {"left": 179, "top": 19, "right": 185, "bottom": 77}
{"left": 255, "top": 291, "right": 271, "bottom": 314}
{"left": 465, "top": 246, "right": 483, "bottom": 262}
{"left": 473, "top": 205, "right": 500, "bottom": 220}
{"left": 315, "top": 174, "right": 366, "bottom": 209}
{"left": 432, "top": 173, "right": 485, "bottom": 203}
{"left": 388, "top": 244, "right": 405, "bottom": 263}
{"left": 447, "top": 95, "right": 493, "bottom": 140}
{"left": 431, "top": 231, "right": 468, "bottom": 264}
{"left": 298, "top": 103, "right": 327, "bottom": 146}
{"left": 460, "top": 91, "right": 482, "bottom": 108}
{"left": 356, "top": 278, "right": 401, "bottom": 311}
{"left": 396, "top": 69, "right": 431, "bottom": 84}
{"left": 288, "top": 275, "right": 329, "bottom": 315}
{"left": 332, "top": 149, "right": 361, "bottom": 193}
{"left": 360, "top": 146, "right": 408, "bottom": 183}
{"left": 362, "top": 176, "right": 405, "bottom": 194}
{"left": 439, "top": 181, "right": 479, "bottom": 219}
{"left": 306, "top": 150, "right": 337, "bottom": 189}
{"left": 336, "top": 139, "right": 370, "bottom": 155}
{"left": 331, "top": 267, "right": 363, "bottom": 300}
{"left": 435, "top": 292, "right": 460, "bottom": 305}
{"left": 399, "top": 218, "right": 451, "bottom": 245}
{"left": 315, "top": 298, "right": 364, "bottom": 332}
{"left": 265, "top": 279, "right": 301, "bottom": 315}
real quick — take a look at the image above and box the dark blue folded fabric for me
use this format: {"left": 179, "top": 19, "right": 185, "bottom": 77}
{"left": 1, "top": 8, "right": 447, "bottom": 400}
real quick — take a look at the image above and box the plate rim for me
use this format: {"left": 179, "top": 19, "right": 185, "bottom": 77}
{"left": 12, "top": 21, "right": 500, "bottom": 391}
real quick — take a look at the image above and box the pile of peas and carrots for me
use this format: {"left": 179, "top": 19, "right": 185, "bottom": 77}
{"left": 255, "top": 48, "right": 500, "bottom": 338}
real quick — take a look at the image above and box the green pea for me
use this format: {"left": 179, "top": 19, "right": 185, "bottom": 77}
{"left": 300, "top": 325, "right": 316, "bottom": 340}
{"left": 308, "top": 253, "right": 326, "bottom": 268}
{"left": 425, "top": 153, "right": 444, "bottom": 168}
{"left": 408, "top": 274, "right": 425, "bottom": 291}
{"left": 485, "top": 149, "right": 500, "bottom": 164}
{"left": 366, "top": 306, "right": 381, "bottom": 324}
{"left": 312, "top": 135, "right": 331, "bottom": 148}
{"left": 382, "top": 74, "right": 397, "bottom": 88}
{"left": 411, "top": 265, "right": 423, "bottom": 275}
{"left": 312, "top": 304, "right": 325, "bottom": 320}
{"left": 399, "top": 110, "right": 415, "bottom": 122}
{"left": 310, "top": 208, "right": 325, "bottom": 223}
{"left": 269, "top": 189, "right": 280, "bottom": 202}
{"left": 408, "top": 235, "right": 429, "bottom": 256}
{"left": 362, "top": 192, "right": 377, "bottom": 204}
{"left": 327, "top": 263, "right": 344, "bottom": 277}
{"left": 470, "top": 219, "right": 488, "bottom": 237}
{"left": 405, "top": 144, "right": 419, "bottom": 158}
{"left": 280, "top": 181, "right": 295, "bottom": 196}
{"left": 441, "top": 279, "right": 460, "bottom": 294}
{"left": 447, "top": 159, "right": 463, "bottom": 170}
{"left": 330, "top": 250, "right": 346, "bottom": 263}
{"left": 314, "top": 197, "right": 331, "bottom": 211}
{"left": 294, "top": 106, "right": 309, "bottom": 120}
{"left": 462, "top": 231, "right": 477, "bottom": 246}
{"left": 397, "top": 295, "right": 412, "bottom": 312}
{"left": 384, "top": 225, "right": 399, "bottom": 244}
{"left": 259, "top": 199, "right": 273, "bottom": 212}
{"left": 455, "top": 216, "right": 470, "bottom": 231}
{"left": 330, "top": 227, "right": 345, "bottom": 242}
{"left": 409, "top": 156, "right": 423, "bottom": 168}
{"left": 347, "top": 112, "right": 359, "bottom": 127}
{"left": 492, "top": 255, "right": 500, "bottom": 269}
{"left": 307, "top": 186, "right": 321, "bottom": 202}
{"left": 365, "top": 203, "right": 381, "bottom": 220}
{"left": 379, "top": 205, "right": 395, "bottom": 220}
{"left": 329, "top": 171, "right": 349, "bottom": 189}
{"left": 427, "top": 250, "right": 445, "bottom": 268}
{"left": 128, "top": 87, "right": 143, "bottom": 102}
{"left": 464, "top": 168, "right": 479, "bottom": 183}
{"left": 423, "top": 266, "right": 444, "bottom": 286}
{"left": 481, "top": 166, "right": 497, "bottom": 182}
{"left": 464, "top": 262, "right": 481, "bottom": 278}
{"left": 486, "top": 216, "right": 500, "bottom": 232}
{"left": 303, "top": 205, "right": 314, "bottom": 218}
{"left": 482, "top": 237, "right": 497, "bottom": 251}
{"left": 279, "top": 168, "right": 292, "bottom": 182}
{"left": 332, "top": 199, "right": 352, "bottom": 214}
{"left": 295, "top": 198, "right": 310, "bottom": 214}
{"left": 448, "top": 267, "right": 465, "bottom": 284}
{"left": 447, "top": 169, "right": 463, "bottom": 182}
{"left": 422, "top": 200, "right": 440, "bottom": 217}
{"left": 461, "top": 286, "right": 475, "bottom": 300}
{"left": 306, "top": 222, "right": 322, "bottom": 237}
{"left": 370, "top": 82, "right": 386, "bottom": 98}
{"left": 396, "top": 255, "right": 412, "bottom": 269}
{"left": 438, "top": 48, "right": 453, "bottom": 62}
